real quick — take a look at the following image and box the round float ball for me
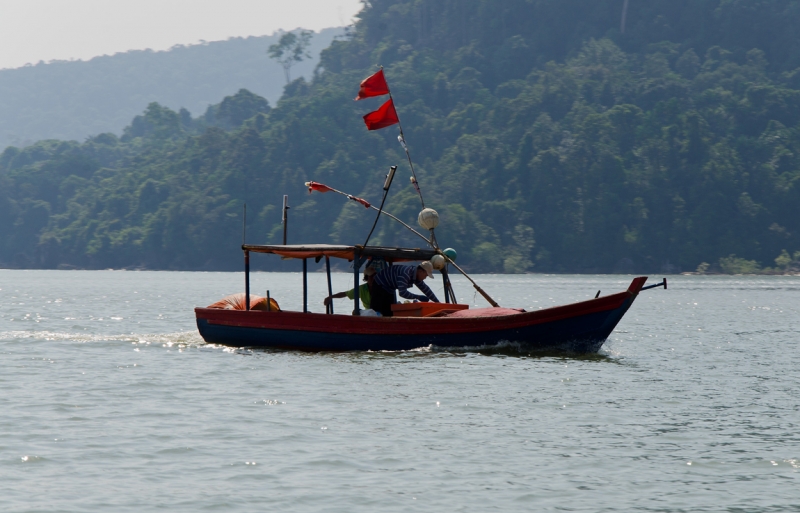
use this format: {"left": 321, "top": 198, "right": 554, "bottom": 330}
{"left": 418, "top": 208, "right": 440, "bottom": 230}
{"left": 430, "top": 254, "right": 446, "bottom": 270}
{"left": 443, "top": 248, "right": 457, "bottom": 262}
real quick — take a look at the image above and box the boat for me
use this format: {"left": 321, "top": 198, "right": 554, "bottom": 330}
{"left": 195, "top": 69, "right": 665, "bottom": 353}
{"left": 195, "top": 244, "right": 664, "bottom": 353}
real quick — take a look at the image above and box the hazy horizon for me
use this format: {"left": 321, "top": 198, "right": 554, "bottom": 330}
{"left": 0, "top": 0, "right": 361, "bottom": 70}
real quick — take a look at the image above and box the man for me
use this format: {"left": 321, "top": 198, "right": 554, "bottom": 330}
{"left": 371, "top": 261, "right": 439, "bottom": 317}
{"left": 324, "top": 266, "right": 376, "bottom": 310}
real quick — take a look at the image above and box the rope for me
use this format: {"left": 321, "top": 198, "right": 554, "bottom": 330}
{"left": 363, "top": 187, "right": 389, "bottom": 247}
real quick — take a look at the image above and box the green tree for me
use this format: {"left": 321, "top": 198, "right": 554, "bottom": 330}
{"left": 268, "top": 30, "right": 313, "bottom": 84}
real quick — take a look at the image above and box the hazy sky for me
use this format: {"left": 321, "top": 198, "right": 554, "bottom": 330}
{"left": 0, "top": 0, "right": 362, "bottom": 70}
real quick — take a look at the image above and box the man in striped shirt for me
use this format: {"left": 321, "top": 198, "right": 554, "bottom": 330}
{"left": 371, "top": 261, "right": 439, "bottom": 316}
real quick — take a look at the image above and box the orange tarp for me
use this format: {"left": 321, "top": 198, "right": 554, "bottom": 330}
{"left": 242, "top": 244, "right": 437, "bottom": 263}
{"left": 391, "top": 303, "right": 469, "bottom": 317}
{"left": 272, "top": 249, "right": 355, "bottom": 260}
{"left": 208, "top": 293, "right": 281, "bottom": 312}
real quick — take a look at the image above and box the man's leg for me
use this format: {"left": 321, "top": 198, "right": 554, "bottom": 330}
{"left": 370, "top": 285, "right": 395, "bottom": 317}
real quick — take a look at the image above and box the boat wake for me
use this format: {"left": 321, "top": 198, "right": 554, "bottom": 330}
{"left": 423, "top": 339, "right": 614, "bottom": 358}
{"left": 0, "top": 330, "right": 205, "bottom": 347}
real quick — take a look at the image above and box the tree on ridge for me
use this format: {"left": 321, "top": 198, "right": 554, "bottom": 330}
{"left": 268, "top": 30, "right": 313, "bottom": 84}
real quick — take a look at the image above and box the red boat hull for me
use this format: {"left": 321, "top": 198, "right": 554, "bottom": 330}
{"left": 195, "top": 277, "right": 648, "bottom": 352}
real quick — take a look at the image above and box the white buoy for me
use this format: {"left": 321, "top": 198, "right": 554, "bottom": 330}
{"left": 418, "top": 208, "right": 439, "bottom": 230}
{"left": 430, "top": 254, "right": 446, "bottom": 270}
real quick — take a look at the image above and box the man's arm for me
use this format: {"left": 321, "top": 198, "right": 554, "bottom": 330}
{"left": 396, "top": 267, "right": 421, "bottom": 300}
{"left": 324, "top": 290, "right": 351, "bottom": 306}
{"left": 414, "top": 280, "right": 440, "bottom": 303}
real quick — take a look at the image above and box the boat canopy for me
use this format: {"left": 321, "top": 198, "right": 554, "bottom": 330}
{"left": 242, "top": 244, "right": 438, "bottom": 263}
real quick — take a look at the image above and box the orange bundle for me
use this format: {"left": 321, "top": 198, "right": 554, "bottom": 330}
{"left": 207, "top": 293, "right": 280, "bottom": 312}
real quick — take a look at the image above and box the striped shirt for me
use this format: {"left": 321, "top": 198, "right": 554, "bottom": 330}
{"left": 374, "top": 265, "right": 439, "bottom": 303}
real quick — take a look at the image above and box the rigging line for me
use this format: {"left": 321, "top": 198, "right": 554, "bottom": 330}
{"left": 363, "top": 165, "right": 396, "bottom": 247}
{"left": 362, "top": 187, "right": 389, "bottom": 247}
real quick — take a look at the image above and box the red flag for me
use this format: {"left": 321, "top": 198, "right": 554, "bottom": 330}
{"left": 355, "top": 69, "right": 390, "bottom": 100}
{"left": 363, "top": 98, "right": 399, "bottom": 131}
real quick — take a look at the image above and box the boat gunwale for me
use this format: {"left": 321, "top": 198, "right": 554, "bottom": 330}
{"left": 195, "top": 277, "right": 646, "bottom": 336}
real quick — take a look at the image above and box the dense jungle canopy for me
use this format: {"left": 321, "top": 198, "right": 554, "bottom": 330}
{"left": 2, "top": 0, "right": 800, "bottom": 273}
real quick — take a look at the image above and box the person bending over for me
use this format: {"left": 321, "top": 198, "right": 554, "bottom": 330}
{"left": 370, "top": 261, "right": 439, "bottom": 317}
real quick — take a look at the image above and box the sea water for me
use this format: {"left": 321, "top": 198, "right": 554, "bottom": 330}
{"left": 1, "top": 270, "right": 798, "bottom": 512}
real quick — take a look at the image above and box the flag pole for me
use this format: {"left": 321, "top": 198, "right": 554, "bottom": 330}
{"left": 358, "top": 66, "right": 438, "bottom": 248}
{"left": 391, "top": 94, "right": 440, "bottom": 248}
{"left": 393, "top": 104, "right": 424, "bottom": 210}
{"left": 381, "top": 68, "right": 441, "bottom": 248}
{"left": 382, "top": 66, "right": 426, "bottom": 210}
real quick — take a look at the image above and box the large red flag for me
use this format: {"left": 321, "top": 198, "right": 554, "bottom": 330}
{"left": 355, "top": 69, "right": 390, "bottom": 100}
{"left": 363, "top": 98, "right": 399, "bottom": 131}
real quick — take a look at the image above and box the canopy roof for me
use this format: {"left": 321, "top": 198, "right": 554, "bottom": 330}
{"left": 242, "top": 244, "right": 438, "bottom": 262}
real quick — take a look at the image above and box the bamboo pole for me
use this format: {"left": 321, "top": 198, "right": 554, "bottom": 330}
{"left": 443, "top": 256, "right": 500, "bottom": 308}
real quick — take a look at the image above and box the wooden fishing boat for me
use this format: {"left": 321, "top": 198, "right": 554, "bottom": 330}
{"left": 195, "top": 69, "right": 665, "bottom": 353}
{"left": 194, "top": 244, "right": 663, "bottom": 353}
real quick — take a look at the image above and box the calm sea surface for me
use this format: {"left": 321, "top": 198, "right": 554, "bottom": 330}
{"left": 1, "top": 270, "right": 798, "bottom": 512}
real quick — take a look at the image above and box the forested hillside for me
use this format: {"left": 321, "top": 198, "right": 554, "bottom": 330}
{"left": 0, "top": 28, "right": 341, "bottom": 150}
{"left": 2, "top": 0, "right": 800, "bottom": 273}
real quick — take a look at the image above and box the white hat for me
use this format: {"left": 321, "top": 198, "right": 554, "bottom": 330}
{"left": 418, "top": 261, "right": 434, "bottom": 279}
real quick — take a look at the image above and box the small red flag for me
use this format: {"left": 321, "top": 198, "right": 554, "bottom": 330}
{"left": 363, "top": 98, "right": 399, "bottom": 131}
{"left": 355, "top": 69, "right": 390, "bottom": 100}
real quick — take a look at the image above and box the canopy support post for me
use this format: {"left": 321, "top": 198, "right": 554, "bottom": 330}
{"left": 325, "top": 256, "right": 334, "bottom": 314}
{"left": 282, "top": 195, "right": 289, "bottom": 245}
{"left": 302, "top": 258, "right": 308, "bottom": 313}
{"left": 244, "top": 250, "right": 251, "bottom": 311}
{"left": 353, "top": 251, "right": 361, "bottom": 316}
{"left": 442, "top": 268, "right": 451, "bottom": 303}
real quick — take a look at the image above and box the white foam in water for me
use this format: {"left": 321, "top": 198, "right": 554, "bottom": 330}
{"left": 0, "top": 329, "right": 205, "bottom": 347}
{"left": 430, "top": 339, "right": 528, "bottom": 353}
